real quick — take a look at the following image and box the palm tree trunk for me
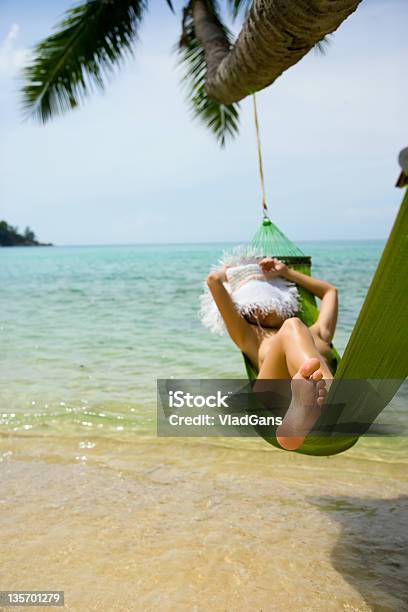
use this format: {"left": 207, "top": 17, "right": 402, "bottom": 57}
{"left": 192, "top": 0, "right": 362, "bottom": 105}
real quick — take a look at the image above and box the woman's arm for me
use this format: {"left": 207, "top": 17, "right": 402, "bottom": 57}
{"left": 259, "top": 258, "right": 338, "bottom": 343}
{"left": 284, "top": 268, "right": 336, "bottom": 300}
{"left": 206, "top": 268, "right": 255, "bottom": 350}
{"left": 259, "top": 257, "right": 335, "bottom": 298}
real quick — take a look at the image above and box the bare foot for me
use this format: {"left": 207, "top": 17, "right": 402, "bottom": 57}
{"left": 276, "top": 358, "right": 329, "bottom": 451}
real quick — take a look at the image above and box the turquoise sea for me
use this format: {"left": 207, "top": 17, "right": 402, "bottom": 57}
{"left": 0, "top": 240, "right": 406, "bottom": 457}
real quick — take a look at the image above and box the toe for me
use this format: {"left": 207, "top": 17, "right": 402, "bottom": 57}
{"left": 317, "top": 386, "right": 327, "bottom": 405}
{"left": 311, "top": 369, "right": 323, "bottom": 381}
{"left": 298, "top": 358, "right": 320, "bottom": 379}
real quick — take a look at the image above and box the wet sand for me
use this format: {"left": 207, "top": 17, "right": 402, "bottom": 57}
{"left": 1, "top": 435, "right": 407, "bottom": 611}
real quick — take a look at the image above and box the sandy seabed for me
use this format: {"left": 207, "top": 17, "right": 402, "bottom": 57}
{"left": 1, "top": 434, "right": 407, "bottom": 612}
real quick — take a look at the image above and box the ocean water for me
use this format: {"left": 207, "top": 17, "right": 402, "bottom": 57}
{"left": 0, "top": 241, "right": 406, "bottom": 455}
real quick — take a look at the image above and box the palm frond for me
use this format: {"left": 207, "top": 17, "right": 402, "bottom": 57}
{"left": 314, "top": 34, "right": 332, "bottom": 55}
{"left": 22, "top": 0, "right": 147, "bottom": 122}
{"left": 227, "top": 0, "right": 252, "bottom": 19}
{"left": 178, "top": 1, "right": 239, "bottom": 147}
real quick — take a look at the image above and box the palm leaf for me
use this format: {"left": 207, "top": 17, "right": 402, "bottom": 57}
{"left": 178, "top": 1, "right": 239, "bottom": 147}
{"left": 22, "top": 0, "right": 147, "bottom": 122}
{"left": 314, "top": 35, "right": 332, "bottom": 55}
{"left": 227, "top": 0, "right": 252, "bottom": 19}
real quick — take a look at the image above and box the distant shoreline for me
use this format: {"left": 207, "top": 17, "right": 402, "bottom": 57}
{"left": 0, "top": 238, "right": 387, "bottom": 250}
{"left": 0, "top": 243, "right": 53, "bottom": 248}
{"left": 0, "top": 220, "right": 52, "bottom": 248}
{"left": 10, "top": 239, "right": 384, "bottom": 248}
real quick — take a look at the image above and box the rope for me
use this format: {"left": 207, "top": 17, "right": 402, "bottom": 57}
{"left": 252, "top": 93, "right": 269, "bottom": 219}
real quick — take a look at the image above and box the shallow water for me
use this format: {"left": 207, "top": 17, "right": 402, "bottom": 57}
{"left": 1, "top": 241, "right": 407, "bottom": 610}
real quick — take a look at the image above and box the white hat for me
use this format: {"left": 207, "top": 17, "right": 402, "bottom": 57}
{"left": 200, "top": 250, "right": 299, "bottom": 336}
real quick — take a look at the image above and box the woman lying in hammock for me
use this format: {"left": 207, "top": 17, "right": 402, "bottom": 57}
{"left": 204, "top": 256, "right": 338, "bottom": 451}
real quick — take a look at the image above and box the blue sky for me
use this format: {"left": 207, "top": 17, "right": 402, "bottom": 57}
{"left": 0, "top": 0, "right": 407, "bottom": 245}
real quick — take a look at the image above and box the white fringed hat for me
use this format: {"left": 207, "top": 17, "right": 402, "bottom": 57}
{"left": 200, "top": 247, "right": 299, "bottom": 335}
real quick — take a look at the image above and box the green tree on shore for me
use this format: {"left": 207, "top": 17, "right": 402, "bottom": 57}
{"left": 24, "top": 226, "right": 36, "bottom": 242}
{"left": 0, "top": 220, "right": 50, "bottom": 247}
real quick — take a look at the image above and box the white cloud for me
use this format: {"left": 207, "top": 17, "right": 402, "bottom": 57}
{"left": 0, "top": 24, "right": 30, "bottom": 78}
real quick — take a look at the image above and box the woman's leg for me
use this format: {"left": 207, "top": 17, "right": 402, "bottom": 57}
{"left": 255, "top": 317, "right": 331, "bottom": 451}
{"left": 258, "top": 317, "right": 333, "bottom": 380}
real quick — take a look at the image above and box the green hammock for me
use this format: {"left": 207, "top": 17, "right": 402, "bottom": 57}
{"left": 243, "top": 188, "right": 408, "bottom": 456}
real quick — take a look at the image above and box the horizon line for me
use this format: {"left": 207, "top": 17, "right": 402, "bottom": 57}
{"left": 26, "top": 237, "right": 387, "bottom": 248}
